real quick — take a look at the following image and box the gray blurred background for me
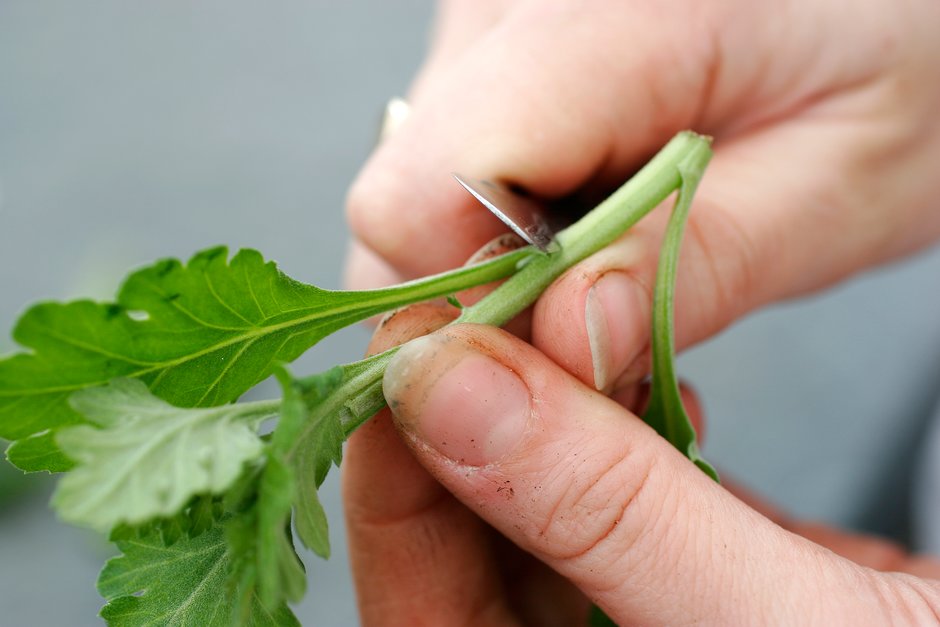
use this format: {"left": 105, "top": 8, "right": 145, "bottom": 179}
{"left": 2, "top": 2, "right": 939, "bottom": 626}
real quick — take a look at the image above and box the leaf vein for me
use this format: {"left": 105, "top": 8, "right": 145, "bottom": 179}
{"left": 203, "top": 271, "right": 255, "bottom": 326}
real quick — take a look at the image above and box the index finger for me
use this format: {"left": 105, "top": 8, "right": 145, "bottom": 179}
{"left": 346, "top": 2, "right": 711, "bottom": 278}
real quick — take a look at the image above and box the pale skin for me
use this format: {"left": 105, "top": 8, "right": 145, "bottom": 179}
{"left": 342, "top": 1, "right": 940, "bottom": 624}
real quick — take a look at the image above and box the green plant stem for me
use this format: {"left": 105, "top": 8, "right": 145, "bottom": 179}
{"left": 641, "top": 139, "right": 718, "bottom": 480}
{"left": 334, "top": 245, "right": 535, "bottom": 316}
{"left": 303, "top": 131, "right": 713, "bottom": 438}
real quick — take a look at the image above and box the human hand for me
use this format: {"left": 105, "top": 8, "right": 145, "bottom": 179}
{"left": 344, "top": 312, "right": 940, "bottom": 625}
{"left": 346, "top": 0, "right": 940, "bottom": 391}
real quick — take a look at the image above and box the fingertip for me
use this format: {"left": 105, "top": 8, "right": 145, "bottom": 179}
{"left": 531, "top": 274, "right": 595, "bottom": 385}
{"left": 532, "top": 238, "right": 653, "bottom": 391}
{"left": 366, "top": 301, "right": 458, "bottom": 356}
{"left": 384, "top": 330, "right": 533, "bottom": 467}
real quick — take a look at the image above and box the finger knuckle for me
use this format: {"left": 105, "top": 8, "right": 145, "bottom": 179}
{"left": 345, "top": 163, "right": 410, "bottom": 255}
{"left": 535, "top": 443, "right": 668, "bottom": 579}
{"left": 870, "top": 572, "right": 940, "bottom": 624}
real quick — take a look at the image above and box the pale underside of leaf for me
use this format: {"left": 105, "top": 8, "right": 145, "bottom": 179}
{"left": 52, "top": 379, "right": 273, "bottom": 531}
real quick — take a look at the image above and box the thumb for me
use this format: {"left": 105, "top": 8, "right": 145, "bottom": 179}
{"left": 382, "top": 325, "right": 908, "bottom": 624}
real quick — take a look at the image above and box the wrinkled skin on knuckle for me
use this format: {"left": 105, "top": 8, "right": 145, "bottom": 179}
{"left": 524, "top": 434, "right": 668, "bottom": 586}
{"left": 864, "top": 571, "right": 940, "bottom": 624}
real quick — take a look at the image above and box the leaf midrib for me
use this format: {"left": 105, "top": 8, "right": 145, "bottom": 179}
{"left": 1, "top": 290, "right": 423, "bottom": 399}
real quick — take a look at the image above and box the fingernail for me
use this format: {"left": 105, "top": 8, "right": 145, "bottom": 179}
{"left": 585, "top": 271, "right": 649, "bottom": 391}
{"left": 383, "top": 334, "right": 531, "bottom": 466}
{"left": 377, "top": 97, "right": 410, "bottom": 144}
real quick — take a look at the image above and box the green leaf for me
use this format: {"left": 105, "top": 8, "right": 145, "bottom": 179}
{"left": 99, "top": 519, "right": 299, "bottom": 627}
{"left": 231, "top": 357, "right": 392, "bottom": 561}
{"left": 254, "top": 459, "right": 306, "bottom": 608}
{"left": 290, "top": 368, "right": 347, "bottom": 486}
{"left": 51, "top": 379, "right": 277, "bottom": 532}
{"left": 188, "top": 494, "right": 221, "bottom": 538}
{"left": 277, "top": 365, "right": 346, "bottom": 559}
{"left": 283, "top": 354, "right": 397, "bottom": 559}
{"left": 223, "top": 367, "right": 311, "bottom": 614}
{"left": 293, "top": 481, "right": 331, "bottom": 559}
{"left": 641, "top": 143, "right": 719, "bottom": 481}
{"left": 5, "top": 431, "right": 74, "bottom": 472}
{"left": 0, "top": 246, "right": 532, "bottom": 471}
{"left": 226, "top": 456, "right": 306, "bottom": 618}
